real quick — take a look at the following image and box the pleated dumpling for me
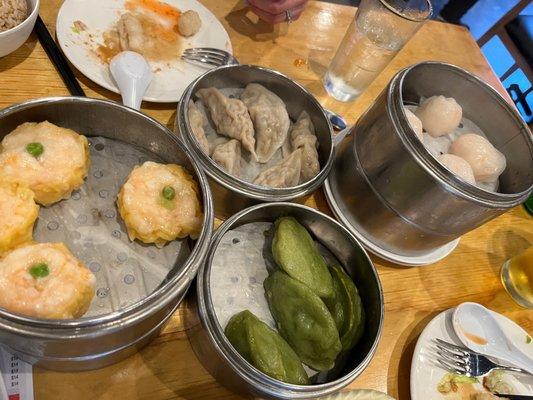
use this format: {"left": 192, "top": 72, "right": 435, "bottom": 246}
{"left": 187, "top": 100, "right": 210, "bottom": 155}
{"left": 225, "top": 310, "right": 309, "bottom": 385}
{"left": 264, "top": 271, "right": 341, "bottom": 371}
{"left": 0, "top": 182, "right": 39, "bottom": 255}
{"left": 253, "top": 149, "right": 301, "bottom": 188}
{"left": 212, "top": 139, "right": 242, "bottom": 178}
{"left": 196, "top": 87, "right": 256, "bottom": 158}
{"left": 117, "top": 161, "right": 203, "bottom": 247}
{"left": 241, "top": 83, "right": 290, "bottom": 163}
{"left": 0, "top": 121, "right": 90, "bottom": 206}
{"left": 289, "top": 111, "right": 320, "bottom": 183}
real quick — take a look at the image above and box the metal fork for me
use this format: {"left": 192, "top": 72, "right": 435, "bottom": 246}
{"left": 181, "top": 47, "right": 239, "bottom": 67}
{"left": 433, "top": 338, "right": 529, "bottom": 377}
{"left": 181, "top": 47, "right": 348, "bottom": 131}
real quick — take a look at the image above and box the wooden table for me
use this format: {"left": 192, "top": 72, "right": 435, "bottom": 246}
{"left": 1, "top": 1, "right": 531, "bottom": 399}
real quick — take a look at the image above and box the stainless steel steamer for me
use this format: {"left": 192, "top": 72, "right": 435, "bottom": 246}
{"left": 0, "top": 97, "right": 214, "bottom": 371}
{"left": 327, "top": 62, "right": 533, "bottom": 257}
{"left": 176, "top": 65, "right": 334, "bottom": 218}
{"left": 186, "top": 203, "right": 383, "bottom": 399}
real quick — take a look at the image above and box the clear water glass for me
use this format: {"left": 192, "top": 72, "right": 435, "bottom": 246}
{"left": 501, "top": 246, "right": 533, "bottom": 308}
{"left": 324, "top": 0, "right": 432, "bottom": 102}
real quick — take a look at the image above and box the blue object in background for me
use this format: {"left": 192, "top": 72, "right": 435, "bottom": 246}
{"left": 504, "top": 69, "right": 533, "bottom": 123}
{"left": 481, "top": 36, "right": 515, "bottom": 77}
{"left": 461, "top": 0, "right": 520, "bottom": 40}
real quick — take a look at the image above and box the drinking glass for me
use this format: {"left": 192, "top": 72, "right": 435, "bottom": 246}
{"left": 501, "top": 246, "right": 533, "bottom": 308}
{"left": 323, "top": 0, "right": 432, "bottom": 102}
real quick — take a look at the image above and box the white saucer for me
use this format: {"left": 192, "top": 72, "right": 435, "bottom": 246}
{"left": 410, "top": 308, "right": 533, "bottom": 400}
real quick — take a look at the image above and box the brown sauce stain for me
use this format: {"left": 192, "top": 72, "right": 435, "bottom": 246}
{"left": 463, "top": 330, "right": 488, "bottom": 346}
{"left": 293, "top": 57, "right": 307, "bottom": 67}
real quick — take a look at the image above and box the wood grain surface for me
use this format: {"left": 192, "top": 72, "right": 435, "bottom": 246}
{"left": 0, "top": 1, "right": 531, "bottom": 399}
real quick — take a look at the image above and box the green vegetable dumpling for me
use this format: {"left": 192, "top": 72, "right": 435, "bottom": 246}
{"left": 225, "top": 310, "right": 309, "bottom": 385}
{"left": 271, "top": 217, "right": 334, "bottom": 299}
{"left": 325, "top": 265, "right": 365, "bottom": 351}
{"left": 264, "top": 271, "right": 341, "bottom": 371}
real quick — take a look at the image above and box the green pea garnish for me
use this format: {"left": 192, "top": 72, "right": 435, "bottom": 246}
{"left": 26, "top": 142, "right": 44, "bottom": 158}
{"left": 29, "top": 262, "right": 49, "bottom": 279}
{"left": 162, "top": 185, "right": 175, "bottom": 201}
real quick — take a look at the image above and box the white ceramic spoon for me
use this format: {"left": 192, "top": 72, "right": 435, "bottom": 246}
{"left": 452, "top": 302, "right": 533, "bottom": 374}
{"left": 109, "top": 51, "right": 153, "bottom": 110}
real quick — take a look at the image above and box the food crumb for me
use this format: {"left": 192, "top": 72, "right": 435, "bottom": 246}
{"left": 293, "top": 57, "right": 307, "bottom": 67}
{"left": 527, "top": 335, "right": 531, "bottom": 344}
{"left": 72, "top": 20, "right": 87, "bottom": 34}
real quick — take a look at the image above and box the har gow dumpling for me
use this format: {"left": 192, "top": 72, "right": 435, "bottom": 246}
{"left": 253, "top": 149, "right": 301, "bottom": 188}
{"left": 212, "top": 139, "right": 242, "bottom": 178}
{"left": 404, "top": 107, "right": 423, "bottom": 140}
{"left": 449, "top": 133, "right": 506, "bottom": 182}
{"left": 438, "top": 154, "right": 476, "bottom": 185}
{"left": 415, "top": 95, "right": 462, "bottom": 137}
{"left": 241, "top": 83, "right": 290, "bottom": 163}
{"left": 196, "top": 87, "right": 256, "bottom": 158}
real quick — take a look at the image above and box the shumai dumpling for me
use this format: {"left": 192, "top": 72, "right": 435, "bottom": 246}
{"left": 225, "top": 310, "right": 309, "bottom": 385}
{"left": 415, "top": 96, "right": 462, "bottom": 137}
{"left": 0, "top": 121, "right": 90, "bottom": 206}
{"left": 253, "top": 149, "right": 302, "bottom": 188}
{"left": 272, "top": 217, "right": 334, "bottom": 300}
{"left": 0, "top": 182, "right": 39, "bottom": 255}
{"left": 0, "top": 242, "right": 95, "bottom": 319}
{"left": 264, "top": 271, "right": 341, "bottom": 371}
{"left": 241, "top": 83, "right": 290, "bottom": 163}
{"left": 117, "top": 161, "right": 203, "bottom": 247}
{"left": 196, "top": 87, "right": 256, "bottom": 158}
{"left": 449, "top": 133, "right": 506, "bottom": 182}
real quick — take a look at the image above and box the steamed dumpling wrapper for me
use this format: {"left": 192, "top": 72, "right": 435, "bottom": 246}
{"left": 271, "top": 216, "right": 334, "bottom": 299}
{"left": 225, "top": 310, "right": 309, "bottom": 385}
{"left": 212, "top": 139, "right": 242, "bottom": 178}
{"left": 253, "top": 149, "right": 301, "bottom": 188}
{"left": 324, "top": 265, "right": 365, "bottom": 351}
{"left": 187, "top": 101, "right": 210, "bottom": 155}
{"left": 196, "top": 87, "right": 256, "bottom": 158}
{"left": 264, "top": 271, "right": 341, "bottom": 371}
{"left": 241, "top": 83, "right": 290, "bottom": 163}
{"left": 290, "top": 111, "right": 320, "bottom": 183}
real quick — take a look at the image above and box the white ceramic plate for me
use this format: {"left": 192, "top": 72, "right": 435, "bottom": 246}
{"left": 410, "top": 308, "right": 533, "bottom": 400}
{"left": 56, "top": 0, "right": 232, "bottom": 103}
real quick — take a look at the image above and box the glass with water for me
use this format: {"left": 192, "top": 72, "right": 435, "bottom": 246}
{"left": 324, "top": 0, "right": 432, "bottom": 102}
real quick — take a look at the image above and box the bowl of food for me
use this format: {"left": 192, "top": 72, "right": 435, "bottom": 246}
{"left": 176, "top": 64, "right": 334, "bottom": 218}
{"left": 0, "top": 97, "right": 213, "bottom": 371}
{"left": 325, "top": 61, "right": 533, "bottom": 264}
{"left": 0, "top": 0, "right": 40, "bottom": 57}
{"left": 186, "top": 202, "right": 383, "bottom": 399}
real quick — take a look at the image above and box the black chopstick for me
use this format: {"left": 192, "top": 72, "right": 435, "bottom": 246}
{"left": 496, "top": 395, "right": 533, "bottom": 399}
{"left": 34, "top": 15, "right": 86, "bottom": 97}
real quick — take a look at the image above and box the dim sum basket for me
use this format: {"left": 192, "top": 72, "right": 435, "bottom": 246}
{"left": 186, "top": 202, "right": 383, "bottom": 399}
{"left": 324, "top": 62, "right": 533, "bottom": 265}
{"left": 0, "top": 97, "right": 214, "bottom": 370}
{"left": 176, "top": 64, "right": 334, "bottom": 218}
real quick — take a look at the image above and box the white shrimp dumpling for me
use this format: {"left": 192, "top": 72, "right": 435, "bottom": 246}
{"left": 415, "top": 95, "right": 462, "bottom": 137}
{"left": 404, "top": 107, "right": 423, "bottom": 140}
{"left": 449, "top": 133, "right": 506, "bottom": 182}
{"left": 438, "top": 154, "right": 476, "bottom": 185}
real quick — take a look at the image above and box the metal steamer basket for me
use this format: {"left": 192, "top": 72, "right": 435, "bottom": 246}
{"left": 326, "top": 62, "right": 533, "bottom": 259}
{"left": 176, "top": 65, "right": 334, "bottom": 218}
{"left": 186, "top": 202, "right": 383, "bottom": 399}
{"left": 0, "top": 97, "right": 214, "bottom": 371}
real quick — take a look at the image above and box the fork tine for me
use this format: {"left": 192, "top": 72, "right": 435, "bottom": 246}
{"left": 183, "top": 50, "right": 227, "bottom": 59}
{"left": 180, "top": 54, "right": 222, "bottom": 67}
{"left": 182, "top": 52, "right": 227, "bottom": 63}
{"left": 435, "top": 339, "right": 470, "bottom": 354}
{"left": 184, "top": 47, "right": 229, "bottom": 54}
{"left": 436, "top": 349, "right": 467, "bottom": 366}
{"left": 436, "top": 358, "right": 468, "bottom": 376}
{"left": 435, "top": 343, "right": 467, "bottom": 358}
{"left": 183, "top": 48, "right": 229, "bottom": 57}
